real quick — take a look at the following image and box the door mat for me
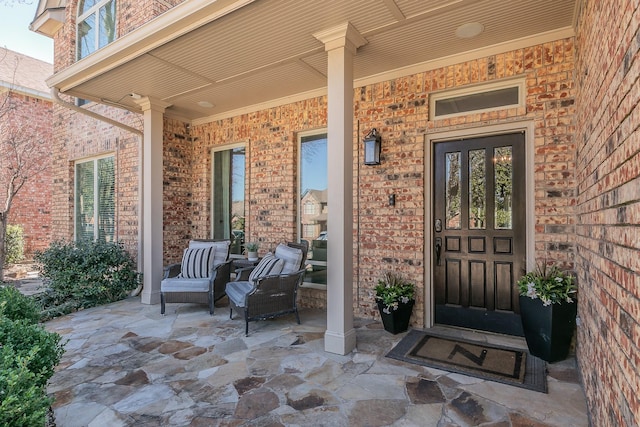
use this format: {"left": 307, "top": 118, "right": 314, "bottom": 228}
{"left": 387, "top": 329, "right": 547, "bottom": 393}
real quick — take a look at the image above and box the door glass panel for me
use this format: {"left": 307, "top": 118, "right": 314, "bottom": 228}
{"left": 300, "top": 133, "right": 328, "bottom": 285}
{"left": 212, "top": 147, "right": 245, "bottom": 255}
{"left": 445, "top": 152, "right": 461, "bottom": 229}
{"left": 469, "top": 149, "right": 486, "bottom": 229}
{"left": 494, "top": 146, "right": 513, "bottom": 229}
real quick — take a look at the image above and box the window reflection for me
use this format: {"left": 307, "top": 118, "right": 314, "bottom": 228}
{"left": 494, "top": 146, "right": 513, "bottom": 229}
{"left": 445, "top": 152, "right": 461, "bottom": 229}
{"left": 469, "top": 149, "right": 486, "bottom": 229}
{"left": 300, "top": 134, "right": 328, "bottom": 285}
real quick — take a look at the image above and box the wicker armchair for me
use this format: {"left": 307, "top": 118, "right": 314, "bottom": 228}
{"left": 161, "top": 239, "right": 232, "bottom": 315}
{"left": 226, "top": 242, "right": 308, "bottom": 335}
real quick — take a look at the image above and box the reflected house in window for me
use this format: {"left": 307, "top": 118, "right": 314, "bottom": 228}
{"left": 300, "top": 189, "right": 327, "bottom": 243}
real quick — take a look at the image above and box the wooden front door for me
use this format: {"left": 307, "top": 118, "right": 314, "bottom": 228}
{"left": 433, "top": 133, "right": 526, "bottom": 336}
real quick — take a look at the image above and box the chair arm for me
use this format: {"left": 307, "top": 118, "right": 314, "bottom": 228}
{"left": 210, "top": 260, "right": 232, "bottom": 283}
{"left": 163, "top": 263, "right": 182, "bottom": 279}
{"left": 234, "top": 266, "right": 255, "bottom": 281}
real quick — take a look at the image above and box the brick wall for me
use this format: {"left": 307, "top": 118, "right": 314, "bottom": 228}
{"left": 0, "top": 92, "right": 53, "bottom": 257}
{"left": 163, "top": 117, "right": 193, "bottom": 264}
{"left": 574, "top": 0, "right": 640, "bottom": 425}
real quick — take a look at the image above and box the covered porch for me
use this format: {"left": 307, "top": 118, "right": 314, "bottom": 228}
{"left": 43, "top": 0, "right": 578, "bottom": 356}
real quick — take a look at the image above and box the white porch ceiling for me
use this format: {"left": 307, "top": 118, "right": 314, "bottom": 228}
{"left": 47, "top": 0, "right": 577, "bottom": 123}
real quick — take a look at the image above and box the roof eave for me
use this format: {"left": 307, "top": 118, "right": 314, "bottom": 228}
{"left": 46, "top": 0, "right": 256, "bottom": 92}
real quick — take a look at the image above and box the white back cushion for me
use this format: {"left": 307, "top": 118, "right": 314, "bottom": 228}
{"left": 189, "top": 240, "right": 230, "bottom": 267}
{"left": 275, "top": 244, "right": 303, "bottom": 274}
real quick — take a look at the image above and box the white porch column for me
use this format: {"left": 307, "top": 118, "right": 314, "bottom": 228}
{"left": 135, "top": 96, "right": 171, "bottom": 305}
{"left": 314, "top": 23, "right": 366, "bottom": 355}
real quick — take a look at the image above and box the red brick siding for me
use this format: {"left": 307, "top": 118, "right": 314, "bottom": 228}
{"left": 163, "top": 118, "right": 192, "bottom": 264}
{"left": 1, "top": 92, "right": 53, "bottom": 257}
{"left": 574, "top": 0, "right": 640, "bottom": 425}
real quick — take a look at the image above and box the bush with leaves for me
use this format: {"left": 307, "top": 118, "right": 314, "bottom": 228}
{"left": 5, "top": 224, "right": 25, "bottom": 265}
{"left": 0, "top": 286, "right": 40, "bottom": 324}
{"left": 0, "top": 286, "right": 65, "bottom": 427}
{"left": 34, "top": 240, "right": 141, "bottom": 319}
{"left": 0, "top": 346, "right": 54, "bottom": 427}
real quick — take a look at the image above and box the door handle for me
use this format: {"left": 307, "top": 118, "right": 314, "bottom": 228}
{"left": 435, "top": 237, "right": 442, "bottom": 266}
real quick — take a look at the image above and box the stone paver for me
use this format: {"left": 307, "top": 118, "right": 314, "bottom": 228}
{"left": 41, "top": 297, "right": 590, "bottom": 426}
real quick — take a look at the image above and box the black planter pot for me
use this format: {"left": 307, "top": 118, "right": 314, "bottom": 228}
{"left": 519, "top": 295, "right": 577, "bottom": 362}
{"left": 377, "top": 300, "right": 414, "bottom": 334}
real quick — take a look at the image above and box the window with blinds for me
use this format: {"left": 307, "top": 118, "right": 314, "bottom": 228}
{"left": 75, "top": 156, "right": 115, "bottom": 242}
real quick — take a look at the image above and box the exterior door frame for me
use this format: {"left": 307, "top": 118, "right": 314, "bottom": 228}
{"left": 424, "top": 121, "right": 535, "bottom": 329}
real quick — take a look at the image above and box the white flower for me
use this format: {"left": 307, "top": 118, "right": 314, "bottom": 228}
{"left": 383, "top": 306, "right": 391, "bottom": 314}
{"left": 400, "top": 296, "right": 410, "bottom": 304}
{"left": 526, "top": 282, "right": 537, "bottom": 299}
{"left": 566, "top": 296, "right": 574, "bottom": 303}
{"left": 541, "top": 297, "right": 551, "bottom": 306}
{"left": 554, "top": 277, "right": 563, "bottom": 283}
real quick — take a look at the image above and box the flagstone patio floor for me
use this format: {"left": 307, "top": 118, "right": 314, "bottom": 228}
{"left": 43, "top": 297, "right": 589, "bottom": 426}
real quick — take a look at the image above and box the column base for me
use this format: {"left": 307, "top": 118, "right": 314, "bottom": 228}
{"left": 324, "top": 328, "right": 357, "bottom": 355}
{"left": 141, "top": 290, "right": 160, "bottom": 305}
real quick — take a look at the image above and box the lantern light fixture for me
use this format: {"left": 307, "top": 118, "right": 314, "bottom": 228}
{"left": 363, "top": 128, "right": 381, "bottom": 165}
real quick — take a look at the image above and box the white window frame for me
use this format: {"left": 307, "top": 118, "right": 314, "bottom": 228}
{"left": 430, "top": 78, "right": 525, "bottom": 120}
{"left": 77, "top": 0, "right": 116, "bottom": 60}
{"left": 74, "top": 153, "right": 115, "bottom": 242}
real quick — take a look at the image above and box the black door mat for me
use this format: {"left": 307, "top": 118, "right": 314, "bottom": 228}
{"left": 386, "top": 329, "right": 547, "bottom": 393}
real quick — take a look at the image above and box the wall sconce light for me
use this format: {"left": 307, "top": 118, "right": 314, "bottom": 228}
{"left": 363, "top": 128, "right": 381, "bottom": 165}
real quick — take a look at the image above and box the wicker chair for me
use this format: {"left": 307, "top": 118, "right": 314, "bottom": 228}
{"left": 161, "top": 239, "right": 232, "bottom": 315}
{"left": 226, "top": 242, "right": 308, "bottom": 335}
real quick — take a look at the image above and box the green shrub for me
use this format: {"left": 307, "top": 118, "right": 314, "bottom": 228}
{"left": 34, "top": 240, "right": 140, "bottom": 318}
{"left": 0, "top": 286, "right": 41, "bottom": 324}
{"left": 0, "top": 346, "right": 53, "bottom": 427}
{"left": 0, "top": 317, "right": 65, "bottom": 386}
{"left": 5, "top": 224, "right": 25, "bottom": 265}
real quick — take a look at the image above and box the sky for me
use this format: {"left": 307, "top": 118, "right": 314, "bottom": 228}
{"left": 0, "top": 1, "right": 53, "bottom": 63}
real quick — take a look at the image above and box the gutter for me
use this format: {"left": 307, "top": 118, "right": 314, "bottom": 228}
{"left": 51, "top": 88, "right": 143, "bottom": 136}
{"left": 51, "top": 88, "right": 145, "bottom": 296}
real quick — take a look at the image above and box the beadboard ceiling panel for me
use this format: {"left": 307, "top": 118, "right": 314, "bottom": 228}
{"left": 50, "top": 0, "right": 577, "bottom": 122}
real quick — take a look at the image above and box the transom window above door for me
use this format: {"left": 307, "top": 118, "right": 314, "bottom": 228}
{"left": 77, "top": 0, "right": 116, "bottom": 60}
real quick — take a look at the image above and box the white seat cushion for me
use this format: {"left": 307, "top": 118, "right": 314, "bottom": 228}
{"left": 275, "top": 244, "right": 303, "bottom": 274}
{"left": 225, "top": 281, "right": 255, "bottom": 307}
{"left": 161, "top": 277, "right": 210, "bottom": 293}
